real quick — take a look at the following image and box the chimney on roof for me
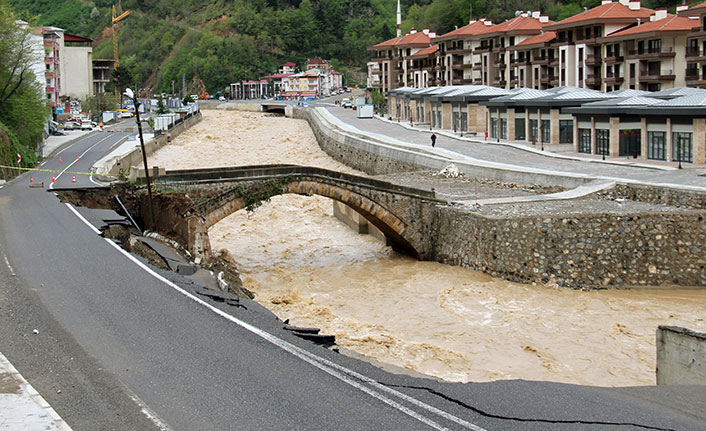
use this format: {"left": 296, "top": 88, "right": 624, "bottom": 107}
{"left": 532, "top": 10, "right": 540, "bottom": 18}
{"left": 601, "top": 0, "right": 611, "bottom": 5}
{"left": 628, "top": 1, "right": 640, "bottom": 10}
{"left": 469, "top": 19, "right": 477, "bottom": 24}
{"left": 521, "top": 12, "right": 528, "bottom": 17}
{"left": 423, "top": 28, "right": 429, "bottom": 34}
{"left": 654, "top": 8, "right": 667, "bottom": 20}
{"left": 539, "top": 15, "right": 549, "bottom": 23}
{"left": 429, "top": 32, "right": 436, "bottom": 38}
{"left": 676, "top": 4, "right": 689, "bottom": 13}
{"left": 584, "top": 6, "right": 588, "bottom": 13}
{"left": 410, "top": 28, "right": 417, "bottom": 34}
{"left": 484, "top": 20, "right": 492, "bottom": 25}
{"left": 637, "top": 18, "right": 641, "bottom": 26}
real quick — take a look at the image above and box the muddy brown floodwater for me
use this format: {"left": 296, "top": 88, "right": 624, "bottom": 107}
{"left": 149, "top": 110, "right": 706, "bottom": 387}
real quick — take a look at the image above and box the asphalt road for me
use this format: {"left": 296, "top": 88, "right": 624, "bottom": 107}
{"left": 1, "top": 131, "right": 705, "bottom": 430}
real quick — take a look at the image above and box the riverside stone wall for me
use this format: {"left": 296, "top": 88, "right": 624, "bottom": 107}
{"left": 431, "top": 206, "right": 706, "bottom": 288}
{"left": 294, "top": 107, "right": 425, "bottom": 175}
{"left": 601, "top": 183, "right": 706, "bottom": 210}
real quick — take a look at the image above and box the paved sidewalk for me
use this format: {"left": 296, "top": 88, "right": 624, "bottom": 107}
{"left": 0, "top": 353, "right": 72, "bottom": 430}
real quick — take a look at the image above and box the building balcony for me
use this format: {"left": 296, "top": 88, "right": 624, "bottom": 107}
{"left": 473, "top": 77, "right": 483, "bottom": 84}
{"left": 452, "top": 78, "right": 464, "bottom": 85}
{"left": 45, "top": 86, "right": 56, "bottom": 93}
{"left": 492, "top": 78, "right": 506, "bottom": 87}
{"left": 639, "top": 69, "right": 675, "bottom": 82}
{"left": 456, "top": 62, "right": 474, "bottom": 69}
{"left": 509, "top": 78, "right": 519, "bottom": 86}
{"left": 447, "top": 47, "right": 473, "bottom": 55}
{"left": 585, "top": 54, "right": 601, "bottom": 66}
{"left": 585, "top": 74, "right": 598, "bottom": 85}
{"left": 605, "top": 71, "right": 624, "bottom": 84}
{"left": 474, "top": 46, "right": 491, "bottom": 53}
{"left": 44, "top": 57, "right": 59, "bottom": 64}
{"left": 686, "top": 46, "right": 701, "bottom": 57}
{"left": 494, "top": 58, "right": 505, "bottom": 67}
{"left": 45, "top": 72, "right": 54, "bottom": 79}
{"left": 550, "top": 77, "right": 559, "bottom": 86}
{"left": 627, "top": 47, "right": 675, "bottom": 59}
{"left": 604, "top": 53, "right": 624, "bottom": 64}
{"left": 533, "top": 56, "right": 548, "bottom": 65}
{"left": 548, "top": 57, "right": 559, "bottom": 66}
{"left": 472, "top": 62, "right": 482, "bottom": 70}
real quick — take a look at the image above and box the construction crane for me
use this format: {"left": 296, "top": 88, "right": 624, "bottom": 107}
{"left": 112, "top": 0, "right": 131, "bottom": 101}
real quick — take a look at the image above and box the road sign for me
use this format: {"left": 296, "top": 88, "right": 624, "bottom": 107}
{"left": 17, "top": 153, "right": 21, "bottom": 165}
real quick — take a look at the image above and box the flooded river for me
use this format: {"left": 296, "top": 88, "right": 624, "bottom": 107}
{"left": 150, "top": 110, "right": 706, "bottom": 387}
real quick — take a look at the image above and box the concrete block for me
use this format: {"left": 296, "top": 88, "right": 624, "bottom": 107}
{"left": 657, "top": 326, "right": 706, "bottom": 385}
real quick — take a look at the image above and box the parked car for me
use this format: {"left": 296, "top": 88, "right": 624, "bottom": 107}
{"left": 218, "top": 96, "right": 226, "bottom": 101}
{"left": 62, "top": 121, "right": 80, "bottom": 130}
{"left": 341, "top": 98, "right": 352, "bottom": 108}
{"left": 117, "top": 109, "right": 133, "bottom": 118}
{"left": 80, "top": 120, "right": 93, "bottom": 130}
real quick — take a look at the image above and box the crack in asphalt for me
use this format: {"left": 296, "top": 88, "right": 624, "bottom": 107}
{"left": 383, "top": 383, "right": 678, "bottom": 431}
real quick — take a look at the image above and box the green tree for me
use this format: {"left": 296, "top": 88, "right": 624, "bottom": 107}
{"left": 0, "top": 1, "right": 48, "bottom": 179}
{"left": 156, "top": 96, "right": 169, "bottom": 114}
{"left": 112, "top": 64, "right": 133, "bottom": 107}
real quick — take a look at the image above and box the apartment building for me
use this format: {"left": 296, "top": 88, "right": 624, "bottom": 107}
{"left": 367, "top": 28, "right": 435, "bottom": 92}
{"left": 369, "top": 0, "right": 706, "bottom": 95}
{"left": 679, "top": 1, "right": 706, "bottom": 87}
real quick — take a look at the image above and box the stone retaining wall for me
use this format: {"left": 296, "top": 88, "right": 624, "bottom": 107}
{"left": 432, "top": 207, "right": 706, "bottom": 288}
{"left": 601, "top": 183, "right": 706, "bottom": 210}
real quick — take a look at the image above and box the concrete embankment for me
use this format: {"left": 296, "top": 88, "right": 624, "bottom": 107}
{"left": 295, "top": 106, "right": 706, "bottom": 288}
{"left": 94, "top": 112, "right": 203, "bottom": 180}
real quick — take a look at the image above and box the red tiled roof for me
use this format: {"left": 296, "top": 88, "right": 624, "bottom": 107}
{"left": 512, "top": 31, "right": 556, "bottom": 48}
{"left": 370, "top": 31, "right": 432, "bottom": 49}
{"left": 283, "top": 62, "right": 296, "bottom": 67}
{"left": 411, "top": 44, "right": 438, "bottom": 57}
{"left": 481, "top": 15, "right": 554, "bottom": 36}
{"left": 435, "top": 20, "right": 492, "bottom": 41}
{"left": 606, "top": 14, "right": 699, "bottom": 38}
{"left": 688, "top": 1, "right": 706, "bottom": 12}
{"left": 545, "top": 1, "right": 654, "bottom": 30}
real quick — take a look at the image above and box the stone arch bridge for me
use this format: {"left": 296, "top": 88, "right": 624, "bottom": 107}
{"left": 143, "top": 165, "right": 445, "bottom": 261}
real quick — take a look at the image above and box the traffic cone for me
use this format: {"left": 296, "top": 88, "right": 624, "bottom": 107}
{"left": 59, "top": 156, "right": 62, "bottom": 162}
{"left": 72, "top": 176, "right": 76, "bottom": 183}
{"left": 51, "top": 177, "right": 55, "bottom": 183}
{"left": 77, "top": 155, "right": 80, "bottom": 162}
{"left": 30, "top": 176, "right": 33, "bottom": 184}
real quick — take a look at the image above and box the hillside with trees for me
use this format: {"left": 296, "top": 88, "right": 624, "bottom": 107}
{"left": 9, "top": 0, "right": 686, "bottom": 94}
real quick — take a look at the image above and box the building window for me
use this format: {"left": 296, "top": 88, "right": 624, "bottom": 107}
{"left": 490, "top": 118, "right": 498, "bottom": 138}
{"left": 530, "top": 119, "right": 538, "bottom": 143}
{"left": 647, "top": 131, "right": 666, "bottom": 160}
{"left": 559, "top": 120, "right": 573, "bottom": 144}
{"left": 596, "top": 129, "right": 610, "bottom": 156}
{"left": 541, "top": 119, "right": 550, "bottom": 143}
{"left": 515, "top": 118, "right": 525, "bottom": 140}
{"left": 578, "top": 129, "right": 591, "bottom": 153}
{"left": 673, "top": 132, "right": 693, "bottom": 163}
{"left": 453, "top": 111, "right": 460, "bottom": 131}
{"left": 461, "top": 112, "right": 468, "bottom": 131}
{"left": 500, "top": 118, "right": 507, "bottom": 139}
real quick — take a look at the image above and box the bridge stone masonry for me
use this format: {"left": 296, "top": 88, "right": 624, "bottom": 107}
{"left": 143, "top": 164, "right": 446, "bottom": 261}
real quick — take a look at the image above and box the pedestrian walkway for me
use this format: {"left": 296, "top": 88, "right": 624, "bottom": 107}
{"left": 317, "top": 103, "right": 706, "bottom": 190}
{"left": 0, "top": 353, "right": 72, "bottom": 430}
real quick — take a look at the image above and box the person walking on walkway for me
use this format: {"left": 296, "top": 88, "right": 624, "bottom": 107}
{"left": 431, "top": 133, "right": 436, "bottom": 148}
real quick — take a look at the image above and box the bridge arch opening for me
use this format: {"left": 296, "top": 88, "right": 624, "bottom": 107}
{"left": 202, "top": 180, "right": 421, "bottom": 259}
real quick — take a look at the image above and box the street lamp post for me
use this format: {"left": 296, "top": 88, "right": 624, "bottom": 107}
{"left": 124, "top": 88, "right": 155, "bottom": 229}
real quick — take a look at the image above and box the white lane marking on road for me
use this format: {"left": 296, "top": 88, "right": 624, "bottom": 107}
{"left": 65, "top": 203, "right": 486, "bottom": 430}
{"left": 50, "top": 134, "right": 116, "bottom": 190}
{"left": 64, "top": 204, "right": 101, "bottom": 234}
{"left": 128, "top": 394, "right": 173, "bottom": 431}
{"left": 3, "top": 253, "right": 16, "bottom": 276}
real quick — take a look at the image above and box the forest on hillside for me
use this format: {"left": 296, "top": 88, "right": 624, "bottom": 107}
{"left": 10, "top": 0, "right": 683, "bottom": 93}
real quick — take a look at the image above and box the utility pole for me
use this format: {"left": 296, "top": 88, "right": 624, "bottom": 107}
{"left": 124, "top": 88, "right": 155, "bottom": 229}
{"left": 182, "top": 73, "right": 186, "bottom": 98}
